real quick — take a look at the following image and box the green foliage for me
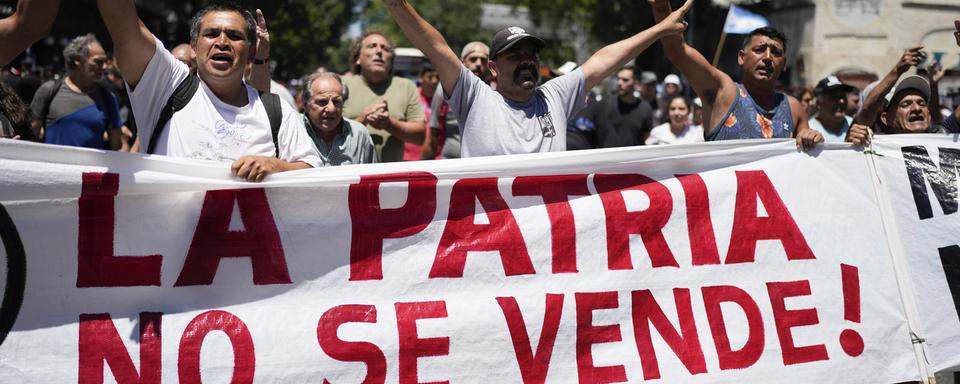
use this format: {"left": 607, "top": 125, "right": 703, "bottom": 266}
{"left": 148, "top": 0, "right": 356, "bottom": 81}
{"left": 357, "top": 0, "right": 486, "bottom": 54}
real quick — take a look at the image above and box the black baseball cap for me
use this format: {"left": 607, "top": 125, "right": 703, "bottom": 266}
{"left": 814, "top": 76, "right": 854, "bottom": 96}
{"left": 490, "top": 27, "right": 546, "bottom": 60}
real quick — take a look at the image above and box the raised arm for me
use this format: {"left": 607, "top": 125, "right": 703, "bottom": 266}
{"left": 854, "top": 46, "right": 922, "bottom": 127}
{"left": 383, "top": 0, "right": 462, "bottom": 95}
{"left": 246, "top": 9, "right": 271, "bottom": 93}
{"left": 0, "top": 0, "right": 60, "bottom": 65}
{"left": 96, "top": 0, "right": 157, "bottom": 88}
{"left": 650, "top": 0, "right": 736, "bottom": 129}
{"left": 581, "top": 0, "right": 693, "bottom": 91}
{"left": 925, "top": 59, "right": 945, "bottom": 124}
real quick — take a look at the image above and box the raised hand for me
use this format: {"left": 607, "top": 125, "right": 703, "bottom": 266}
{"left": 895, "top": 46, "right": 924, "bottom": 75}
{"left": 254, "top": 9, "right": 270, "bottom": 61}
{"left": 651, "top": 0, "right": 694, "bottom": 37}
{"left": 926, "top": 59, "right": 946, "bottom": 84}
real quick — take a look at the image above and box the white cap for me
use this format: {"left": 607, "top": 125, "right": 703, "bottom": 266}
{"left": 693, "top": 97, "right": 702, "bottom": 108}
{"left": 664, "top": 74, "right": 681, "bottom": 86}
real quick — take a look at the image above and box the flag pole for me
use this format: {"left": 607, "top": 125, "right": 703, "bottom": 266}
{"left": 711, "top": 31, "right": 727, "bottom": 67}
{"left": 712, "top": 6, "right": 732, "bottom": 67}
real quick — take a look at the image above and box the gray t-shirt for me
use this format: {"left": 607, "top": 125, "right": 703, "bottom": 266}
{"left": 448, "top": 66, "right": 586, "bottom": 157}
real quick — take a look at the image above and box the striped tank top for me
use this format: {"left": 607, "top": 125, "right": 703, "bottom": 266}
{"left": 706, "top": 84, "right": 794, "bottom": 141}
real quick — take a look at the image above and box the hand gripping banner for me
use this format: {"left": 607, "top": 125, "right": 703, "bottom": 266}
{"left": 0, "top": 137, "right": 953, "bottom": 383}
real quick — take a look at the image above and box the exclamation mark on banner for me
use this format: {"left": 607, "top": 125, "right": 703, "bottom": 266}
{"left": 840, "top": 263, "right": 864, "bottom": 357}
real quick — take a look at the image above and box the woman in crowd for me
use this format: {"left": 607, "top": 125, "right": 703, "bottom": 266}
{"left": 646, "top": 95, "right": 703, "bottom": 145}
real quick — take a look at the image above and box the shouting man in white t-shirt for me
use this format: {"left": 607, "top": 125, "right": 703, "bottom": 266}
{"left": 97, "top": 1, "right": 321, "bottom": 182}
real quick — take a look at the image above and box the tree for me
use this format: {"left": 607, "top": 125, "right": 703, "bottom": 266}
{"left": 192, "top": 0, "right": 356, "bottom": 81}
{"left": 357, "top": 0, "right": 486, "bottom": 55}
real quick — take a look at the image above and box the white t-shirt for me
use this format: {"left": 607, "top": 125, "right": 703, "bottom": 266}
{"left": 448, "top": 66, "right": 586, "bottom": 157}
{"left": 645, "top": 122, "right": 705, "bottom": 145}
{"left": 127, "top": 38, "right": 320, "bottom": 167}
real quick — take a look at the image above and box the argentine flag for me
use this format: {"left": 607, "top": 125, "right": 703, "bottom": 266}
{"left": 722, "top": 4, "right": 769, "bottom": 34}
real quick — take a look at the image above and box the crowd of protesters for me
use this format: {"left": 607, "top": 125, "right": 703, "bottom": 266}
{"left": 1, "top": 0, "right": 959, "bottom": 181}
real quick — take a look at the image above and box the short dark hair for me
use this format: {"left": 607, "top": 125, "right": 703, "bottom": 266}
{"left": 618, "top": 65, "right": 637, "bottom": 80}
{"left": 189, "top": 3, "right": 257, "bottom": 48}
{"left": 742, "top": 26, "right": 787, "bottom": 51}
{"left": 350, "top": 31, "right": 395, "bottom": 75}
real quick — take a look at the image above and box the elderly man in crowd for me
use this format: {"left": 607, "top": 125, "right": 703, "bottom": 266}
{"left": 342, "top": 31, "right": 425, "bottom": 162}
{"left": 302, "top": 72, "right": 377, "bottom": 165}
{"left": 384, "top": 0, "right": 694, "bottom": 157}
{"left": 31, "top": 34, "right": 124, "bottom": 150}
{"left": 96, "top": 1, "right": 321, "bottom": 181}
{"left": 848, "top": 46, "right": 938, "bottom": 145}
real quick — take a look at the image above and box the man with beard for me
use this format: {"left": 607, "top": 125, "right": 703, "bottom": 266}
{"left": 384, "top": 0, "right": 694, "bottom": 157}
{"left": 31, "top": 34, "right": 123, "bottom": 150}
{"left": 591, "top": 65, "right": 655, "bottom": 147}
{"left": 342, "top": 31, "right": 426, "bottom": 162}
{"left": 808, "top": 76, "right": 855, "bottom": 142}
{"left": 424, "top": 41, "right": 491, "bottom": 159}
{"left": 650, "top": 1, "right": 822, "bottom": 149}
{"left": 96, "top": 1, "right": 321, "bottom": 182}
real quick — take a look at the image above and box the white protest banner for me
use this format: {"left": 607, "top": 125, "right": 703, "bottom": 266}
{"left": 873, "top": 135, "right": 960, "bottom": 374}
{"left": 0, "top": 139, "right": 922, "bottom": 383}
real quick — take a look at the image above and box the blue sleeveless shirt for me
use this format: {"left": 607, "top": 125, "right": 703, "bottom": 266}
{"left": 705, "top": 84, "right": 794, "bottom": 141}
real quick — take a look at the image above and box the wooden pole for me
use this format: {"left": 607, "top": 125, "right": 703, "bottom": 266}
{"left": 711, "top": 31, "right": 727, "bottom": 67}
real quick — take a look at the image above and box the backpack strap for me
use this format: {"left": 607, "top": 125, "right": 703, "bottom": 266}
{"left": 39, "top": 78, "right": 64, "bottom": 124}
{"left": 259, "top": 91, "right": 282, "bottom": 158}
{"left": 148, "top": 75, "right": 199, "bottom": 155}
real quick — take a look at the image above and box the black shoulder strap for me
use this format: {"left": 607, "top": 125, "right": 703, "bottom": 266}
{"left": 148, "top": 75, "right": 199, "bottom": 155}
{"left": 259, "top": 91, "right": 282, "bottom": 158}
{"left": 39, "top": 78, "right": 64, "bottom": 123}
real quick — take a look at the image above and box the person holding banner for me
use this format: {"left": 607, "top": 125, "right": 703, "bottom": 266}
{"left": 649, "top": 1, "right": 823, "bottom": 150}
{"left": 383, "top": 0, "right": 694, "bottom": 157}
{"left": 95, "top": 1, "right": 321, "bottom": 182}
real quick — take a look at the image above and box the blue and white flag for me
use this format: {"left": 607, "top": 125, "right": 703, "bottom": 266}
{"left": 722, "top": 4, "right": 769, "bottom": 34}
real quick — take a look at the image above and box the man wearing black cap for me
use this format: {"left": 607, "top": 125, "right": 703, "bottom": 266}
{"left": 383, "top": 0, "right": 693, "bottom": 157}
{"left": 809, "top": 76, "right": 855, "bottom": 142}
